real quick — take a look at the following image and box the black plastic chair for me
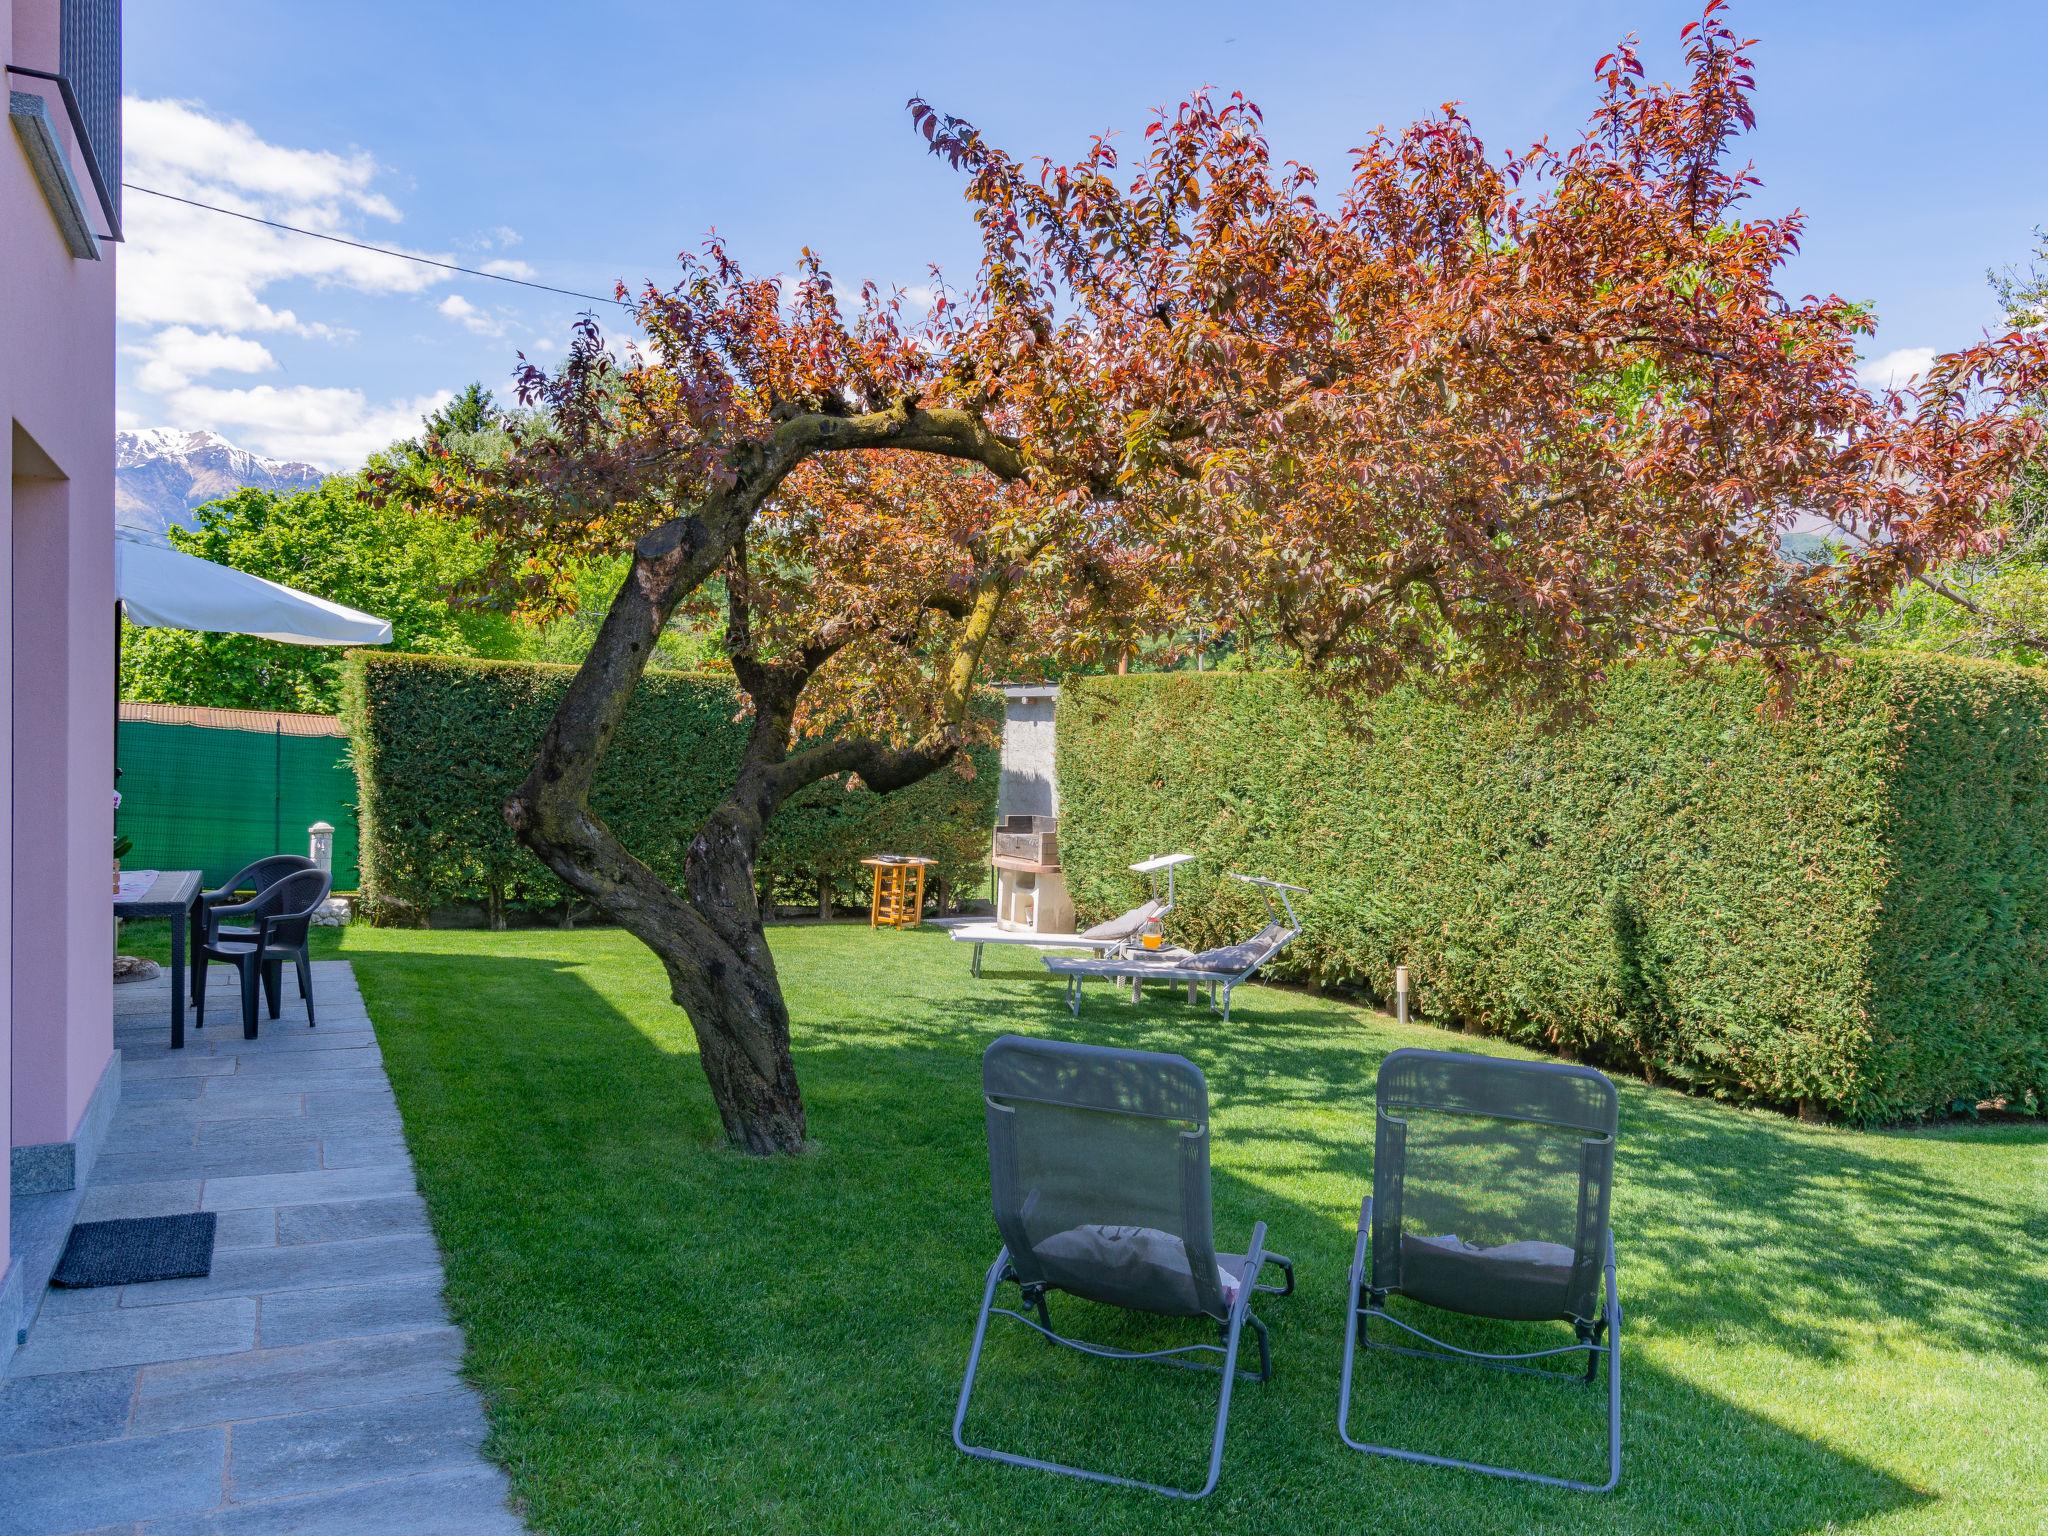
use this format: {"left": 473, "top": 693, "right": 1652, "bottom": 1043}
{"left": 194, "top": 868, "right": 332, "bottom": 1040}
{"left": 200, "top": 855, "right": 316, "bottom": 951}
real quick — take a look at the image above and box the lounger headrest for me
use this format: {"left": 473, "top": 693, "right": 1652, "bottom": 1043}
{"left": 1080, "top": 898, "right": 1162, "bottom": 943}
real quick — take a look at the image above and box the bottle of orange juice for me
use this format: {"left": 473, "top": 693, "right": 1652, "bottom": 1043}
{"left": 1140, "top": 915, "right": 1164, "bottom": 951}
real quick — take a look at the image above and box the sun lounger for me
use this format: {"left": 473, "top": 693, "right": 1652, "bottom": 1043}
{"left": 948, "top": 899, "right": 1162, "bottom": 977}
{"left": 1040, "top": 874, "right": 1305, "bottom": 1021}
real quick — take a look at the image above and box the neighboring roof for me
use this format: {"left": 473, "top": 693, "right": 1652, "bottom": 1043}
{"left": 119, "top": 702, "right": 347, "bottom": 738}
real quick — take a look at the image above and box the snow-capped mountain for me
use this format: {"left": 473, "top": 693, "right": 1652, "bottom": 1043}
{"left": 115, "top": 428, "right": 326, "bottom": 535}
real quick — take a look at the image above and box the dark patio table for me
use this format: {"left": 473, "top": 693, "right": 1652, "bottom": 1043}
{"left": 114, "top": 869, "right": 203, "bottom": 1048}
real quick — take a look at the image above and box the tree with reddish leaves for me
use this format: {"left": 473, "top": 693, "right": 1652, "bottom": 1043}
{"left": 421, "top": 252, "right": 1155, "bottom": 1152}
{"left": 913, "top": 4, "right": 2042, "bottom": 704}
{"left": 422, "top": 3, "right": 2043, "bottom": 1154}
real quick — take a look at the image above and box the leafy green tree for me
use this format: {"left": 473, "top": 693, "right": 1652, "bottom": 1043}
{"left": 120, "top": 386, "right": 718, "bottom": 712}
{"left": 1866, "top": 233, "right": 2048, "bottom": 661}
{"left": 502, "top": 554, "right": 722, "bottom": 672}
{"left": 120, "top": 478, "right": 524, "bottom": 713}
{"left": 423, "top": 381, "right": 501, "bottom": 441}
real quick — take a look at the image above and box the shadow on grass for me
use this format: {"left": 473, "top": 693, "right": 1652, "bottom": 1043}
{"left": 959, "top": 952, "right": 2048, "bottom": 1368}
{"left": 346, "top": 932, "right": 1945, "bottom": 1535}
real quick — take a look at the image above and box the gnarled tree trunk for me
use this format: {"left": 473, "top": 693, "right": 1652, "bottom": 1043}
{"left": 500, "top": 397, "right": 1029, "bottom": 1154}
{"left": 659, "top": 804, "right": 807, "bottom": 1153}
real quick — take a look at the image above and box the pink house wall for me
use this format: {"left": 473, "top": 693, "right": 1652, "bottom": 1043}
{"left": 2, "top": 0, "right": 118, "bottom": 1285}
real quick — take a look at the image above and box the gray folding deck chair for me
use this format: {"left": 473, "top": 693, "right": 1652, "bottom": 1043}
{"left": 1041, "top": 873, "right": 1305, "bottom": 1021}
{"left": 953, "top": 1034, "right": 1294, "bottom": 1500}
{"left": 1339, "top": 1047, "right": 1622, "bottom": 1492}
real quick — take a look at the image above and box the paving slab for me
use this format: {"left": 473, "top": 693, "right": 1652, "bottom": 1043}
{"left": 317, "top": 1134, "right": 413, "bottom": 1170}
{"left": 32, "top": 1282, "right": 127, "bottom": 1318}
{"left": 208, "top": 1208, "right": 278, "bottom": 1251}
{"left": 76, "top": 1180, "right": 203, "bottom": 1222}
{"left": 121, "top": 1056, "right": 237, "bottom": 1083}
{"left": 113, "top": 1235, "right": 442, "bottom": 1310}
{"left": 297, "top": 1099, "right": 403, "bottom": 1129}
{"left": 4, "top": 962, "right": 523, "bottom": 1533}
{"left": 119, "top": 1094, "right": 306, "bottom": 1127}
{"left": 200, "top": 1164, "right": 415, "bottom": 1212}
{"left": 196, "top": 1076, "right": 317, "bottom": 1103}
{"left": 225, "top": 1390, "right": 491, "bottom": 1501}
{"left": 132, "top": 1329, "right": 467, "bottom": 1433}
{"left": 299, "top": 1114, "right": 406, "bottom": 1149}
{"left": 210, "top": 1031, "right": 376, "bottom": 1056}
{"left": 140, "top": 1464, "right": 523, "bottom": 1536}
{"left": 93, "top": 1139, "right": 320, "bottom": 1186}
{"left": 276, "top": 1196, "right": 430, "bottom": 1247}
{"left": 121, "top": 1077, "right": 209, "bottom": 1105}
{"left": 0, "top": 1365, "right": 137, "bottom": 1452}
{"left": 257, "top": 1275, "right": 451, "bottom": 1349}
{"left": 10, "top": 1299, "right": 258, "bottom": 1377}
{"left": 98, "top": 1123, "right": 202, "bottom": 1159}
{"left": 0, "top": 1427, "right": 226, "bottom": 1534}
{"left": 299, "top": 1088, "right": 398, "bottom": 1119}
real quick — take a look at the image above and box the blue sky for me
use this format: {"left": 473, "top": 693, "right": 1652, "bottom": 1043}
{"left": 119, "top": 0, "right": 2048, "bottom": 469}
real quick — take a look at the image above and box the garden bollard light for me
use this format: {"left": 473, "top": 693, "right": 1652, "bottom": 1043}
{"left": 1394, "top": 965, "right": 1410, "bottom": 1026}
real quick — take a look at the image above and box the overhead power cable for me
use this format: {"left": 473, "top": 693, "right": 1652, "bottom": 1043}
{"left": 121, "top": 182, "right": 632, "bottom": 308}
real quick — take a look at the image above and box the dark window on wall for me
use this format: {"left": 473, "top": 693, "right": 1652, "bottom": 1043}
{"left": 60, "top": 0, "right": 121, "bottom": 221}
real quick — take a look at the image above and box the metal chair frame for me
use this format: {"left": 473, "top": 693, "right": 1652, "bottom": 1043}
{"left": 954, "top": 1230, "right": 1294, "bottom": 1500}
{"left": 954, "top": 1036, "right": 1294, "bottom": 1500}
{"left": 1336, "top": 1052, "right": 1624, "bottom": 1494}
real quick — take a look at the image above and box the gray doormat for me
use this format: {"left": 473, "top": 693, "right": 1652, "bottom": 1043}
{"left": 53, "top": 1212, "right": 218, "bottom": 1288}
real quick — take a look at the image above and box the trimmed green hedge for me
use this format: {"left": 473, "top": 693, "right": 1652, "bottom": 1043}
{"left": 345, "top": 652, "right": 996, "bottom": 922}
{"left": 1056, "top": 657, "right": 2048, "bottom": 1122}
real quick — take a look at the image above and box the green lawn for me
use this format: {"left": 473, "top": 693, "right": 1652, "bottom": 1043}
{"left": 119, "top": 921, "right": 2048, "bottom": 1533}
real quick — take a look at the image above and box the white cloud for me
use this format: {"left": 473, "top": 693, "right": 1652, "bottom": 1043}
{"left": 437, "top": 293, "right": 506, "bottom": 336}
{"left": 116, "top": 97, "right": 514, "bottom": 471}
{"left": 479, "top": 258, "right": 536, "bottom": 280}
{"left": 158, "top": 383, "right": 455, "bottom": 470}
{"left": 129, "top": 326, "right": 278, "bottom": 392}
{"left": 481, "top": 225, "right": 522, "bottom": 250}
{"left": 1858, "top": 346, "right": 1939, "bottom": 391}
{"left": 120, "top": 97, "right": 454, "bottom": 337}
{"left": 125, "top": 97, "right": 400, "bottom": 218}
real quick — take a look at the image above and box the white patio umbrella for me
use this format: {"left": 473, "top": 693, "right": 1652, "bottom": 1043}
{"left": 113, "top": 529, "right": 392, "bottom": 792}
{"left": 115, "top": 528, "right": 393, "bottom": 645}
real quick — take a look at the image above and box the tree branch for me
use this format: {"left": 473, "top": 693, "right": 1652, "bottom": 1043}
{"left": 1910, "top": 569, "right": 2048, "bottom": 655}
{"left": 777, "top": 398, "right": 1029, "bottom": 481}
{"left": 755, "top": 530, "right": 1046, "bottom": 811}
{"left": 504, "top": 393, "right": 1032, "bottom": 972}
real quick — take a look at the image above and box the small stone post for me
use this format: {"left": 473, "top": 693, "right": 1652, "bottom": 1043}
{"left": 309, "top": 820, "right": 335, "bottom": 877}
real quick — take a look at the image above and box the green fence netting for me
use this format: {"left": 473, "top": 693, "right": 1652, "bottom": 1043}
{"left": 116, "top": 718, "right": 360, "bottom": 891}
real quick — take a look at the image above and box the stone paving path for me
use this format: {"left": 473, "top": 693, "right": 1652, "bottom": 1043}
{"left": 0, "top": 961, "right": 526, "bottom": 1535}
